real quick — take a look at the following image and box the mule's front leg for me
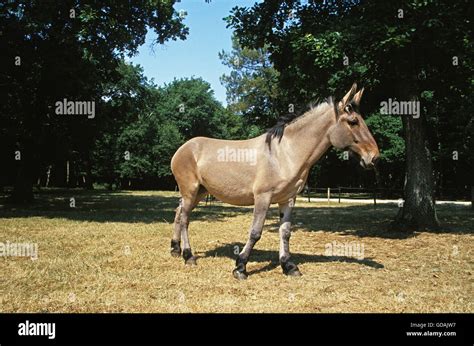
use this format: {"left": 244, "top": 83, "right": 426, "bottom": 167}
{"left": 279, "top": 199, "right": 301, "bottom": 276}
{"left": 233, "top": 194, "right": 271, "bottom": 280}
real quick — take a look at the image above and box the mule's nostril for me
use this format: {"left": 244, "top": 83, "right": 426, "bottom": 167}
{"left": 372, "top": 156, "right": 380, "bottom": 166}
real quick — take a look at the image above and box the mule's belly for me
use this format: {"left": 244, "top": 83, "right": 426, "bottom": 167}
{"left": 200, "top": 173, "right": 307, "bottom": 207}
{"left": 198, "top": 162, "right": 256, "bottom": 206}
{"left": 206, "top": 189, "right": 255, "bottom": 206}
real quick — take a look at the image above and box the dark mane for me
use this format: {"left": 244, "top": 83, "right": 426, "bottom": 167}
{"left": 265, "top": 97, "right": 335, "bottom": 148}
{"left": 265, "top": 112, "right": 301, "bottom": 146}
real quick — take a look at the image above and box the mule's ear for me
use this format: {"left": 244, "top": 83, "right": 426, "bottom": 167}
{"left": 352, "top": 87, "right": 365, "bottom": 106}
{"left": 341, "top": 83, "right": 358, "bottom": 107}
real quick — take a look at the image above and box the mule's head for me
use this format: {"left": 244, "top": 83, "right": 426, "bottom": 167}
{"left": 328, "top": 83, "right": 380, "bottom": 169}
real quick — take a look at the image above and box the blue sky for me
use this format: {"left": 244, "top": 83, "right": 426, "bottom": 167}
{"left": 130, "top": 0, "right": 259, "bottom": 105}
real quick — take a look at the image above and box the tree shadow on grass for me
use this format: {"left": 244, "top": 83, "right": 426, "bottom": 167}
{"left": 0, "top": 190, "right": 471, "bottom": 239}
{"left": 265, "top": 203, "right": 473, "bottom": 239}
{"left": 200, "top": 242, "right": 384, "bottom": 274}
{"left": 0, "top": 189, "right": 250, "bottom": 224}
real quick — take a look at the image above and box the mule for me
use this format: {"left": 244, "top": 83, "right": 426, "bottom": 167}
{"left": 170, "top": 83, "right": 380, "bottom": 279}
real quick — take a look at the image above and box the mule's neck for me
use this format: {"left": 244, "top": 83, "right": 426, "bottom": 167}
{"left": 280, "top": 104, "right": 335, "bottom": 171}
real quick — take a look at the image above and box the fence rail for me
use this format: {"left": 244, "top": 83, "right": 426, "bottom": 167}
{"left": 303, "top": 186, "right": 400, "bottom": 206}
{"left": 303, "top": 186, "right": 472, "bottom": 205}
{"left": 200, "top": 186, "right": 473, "bottom": 207}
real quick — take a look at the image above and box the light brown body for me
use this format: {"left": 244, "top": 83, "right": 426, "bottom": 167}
{"left": 170, "top": 84, "right": 380, "bottom": 279}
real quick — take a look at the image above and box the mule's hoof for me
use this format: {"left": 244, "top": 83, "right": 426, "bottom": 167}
{"left": 232, "top": 269, "right": 248, "bottom": 280}
{"left": 282, "top": 262, "right": 302, "bottom": 276}
{"left": 285, "top": 267, "right": 302, "bottom": 276}
{"left": 170, "top": 240, "right": 181, "bottom": 257}
{"left": 185, "top": 256, "right": 197, "bottom": 266}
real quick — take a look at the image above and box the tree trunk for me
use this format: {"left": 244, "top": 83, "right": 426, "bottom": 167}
{"left": 395, "top": 111, "right": 439, "bottom": 230}
{"left": 10, "top": 164, "right": 34, "bottom": 203}
{"left": 66, "top": 160, "right": 70, "bottom": 187}
{"left": 84, "top": 160, "right": 94, "bottom": 190}
{"left": 471, "top": 186, "right": 473, "bottom": 210}
{"left": 45, "top": 165, "right": 52, "bottom": 187}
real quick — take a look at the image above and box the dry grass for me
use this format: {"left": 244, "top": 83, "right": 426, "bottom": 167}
{"left": 0, "top": 189, "right": 472, "bottom": 313}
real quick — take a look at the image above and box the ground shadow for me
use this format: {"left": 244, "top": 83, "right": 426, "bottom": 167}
{"left": 0, "top": 190, "right": 471, "bottom": 239}
{"left": 0, "top": 189, "right": 250, "bottom": 224}
{"left": 264, "top": 203, "right": 474, "bottom": 239}
{"left": 200, "top": 242, "right": 384, "bottom": 274}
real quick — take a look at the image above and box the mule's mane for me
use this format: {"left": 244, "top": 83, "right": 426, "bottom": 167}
{"left": 265, "top": 97, "right": 335, "bottom": 147}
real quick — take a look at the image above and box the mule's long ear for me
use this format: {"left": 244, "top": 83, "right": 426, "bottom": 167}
{"left": 352, "top": 87, "right": 364, "bottom": 106}
{"left": 341, "top": 83, "right": 358, "bottom": 107}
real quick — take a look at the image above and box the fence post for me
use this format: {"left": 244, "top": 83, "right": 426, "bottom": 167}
{"left": 307, "top": 186, "right": 310, "bottom": 203}
{"left": 373, "top": 187, "right": 377, "bottom": 209}
{"left": 327, "top": 187, "right": 330, "bottom": 204}
{"left": 338, "top": 187, "right": 341, "bottom": 203}
{"left": 471, "top": 186, "right": 473, "bottom": 210}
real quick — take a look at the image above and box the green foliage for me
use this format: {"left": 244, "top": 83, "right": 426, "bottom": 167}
{"left": 1, "top": 0, "right": 188, "bottom": 196}
{"left": 365, "top": 114, "right": 404, "bottom": 164}
{"left": 117, "top": 118, "right": 183, "bottom": 179}
{"left": 219, "top": 36, "right": 281, "bottom": 130}
{"left": 157, "top": 77, "right": 224, "bottom": 139}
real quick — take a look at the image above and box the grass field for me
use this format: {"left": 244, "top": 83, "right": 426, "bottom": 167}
{"left": 0, "top": 189, "right": 472, "bottom": 313}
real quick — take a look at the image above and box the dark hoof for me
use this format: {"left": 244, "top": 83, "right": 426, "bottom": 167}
{"left": 170, "top": 240, "right": 181, "bottom": 257}
{"left": 182, "top": 248, "right": 196, "bottom": 265}
{"left": 282, "top": 262, "right": 302, "bottom": 276}
{"left": 185, "top": 256, "right": 197, "bottom": 266}
{"left": 232, "top": 269, "right": 248, "bottom": 280}
{"left": 285, "top": 267, "right": 302, "bottom": 276}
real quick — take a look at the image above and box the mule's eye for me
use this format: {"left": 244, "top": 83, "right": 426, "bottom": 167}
{"left": 344, "top": 104, "right": 353, "bottom": 113}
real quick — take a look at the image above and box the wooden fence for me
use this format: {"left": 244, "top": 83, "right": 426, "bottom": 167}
{"left": 203, "top": 186, "right": 473, "bottom": 207}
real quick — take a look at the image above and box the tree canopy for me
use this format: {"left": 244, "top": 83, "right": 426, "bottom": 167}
{"left": 1, "top": 0, "right": 187, "bottom": 199}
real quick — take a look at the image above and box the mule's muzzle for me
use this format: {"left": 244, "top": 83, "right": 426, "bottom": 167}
{"left": 360, "top": 153, "right": 380, "bottom": 170}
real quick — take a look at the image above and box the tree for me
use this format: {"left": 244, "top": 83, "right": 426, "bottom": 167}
{"left": 90, "top": 62, "right": 158, "bottom": 188}
{"left": 117, "top": 117, "right": 183, "bottom": 188}
{"left": 157, "top": 77, "right": 225, "bottom": 139}
{"left": 365, "top": 113, "right": 405, "bottom": 190}
{"left": 0, "top": 0, "right": 188, "bottom": 201}
{"left": 219, "top": 36, "right": 282, "bottom": 131}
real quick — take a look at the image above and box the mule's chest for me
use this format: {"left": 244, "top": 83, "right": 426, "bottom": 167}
{"left": 271, "top": 174, "right": 308, "bottom": 204}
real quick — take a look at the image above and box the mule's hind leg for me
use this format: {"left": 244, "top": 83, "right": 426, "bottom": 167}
{"left": 170, "top": 199, "right": 183, "bottom": 257}
{"left": 178, "top": 186, "right": 207, "bottom": 265}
